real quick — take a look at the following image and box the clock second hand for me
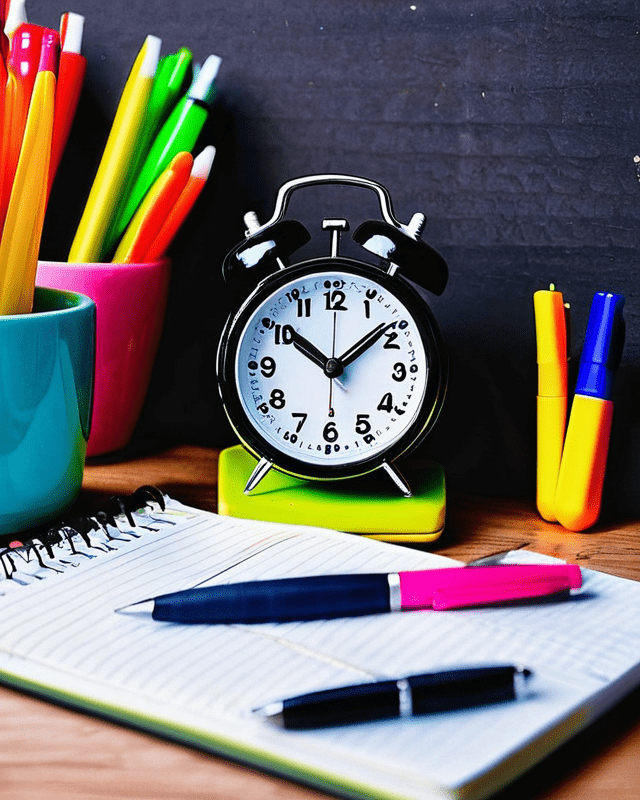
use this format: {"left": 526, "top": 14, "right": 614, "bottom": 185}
{"left": 328, "top": 312, "right": 337, "bottom": 416}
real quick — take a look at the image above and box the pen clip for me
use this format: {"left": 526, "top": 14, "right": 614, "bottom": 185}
{"left": 431, "top": 577, "right": 573, "bottom": 611}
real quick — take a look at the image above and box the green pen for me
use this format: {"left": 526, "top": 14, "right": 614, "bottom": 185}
{"left": 111, "top": 52, "right": 220, "bottom": 248}
{"left": 146, "top": 48, "right": 194, "bottom": 143}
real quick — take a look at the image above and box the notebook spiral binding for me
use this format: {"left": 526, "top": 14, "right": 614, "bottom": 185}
{"left": 0, "top": 486, "right": 168, "bottom": 585}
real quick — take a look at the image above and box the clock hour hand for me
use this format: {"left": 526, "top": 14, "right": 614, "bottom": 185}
{"left": 337, "top": 322, "right": 392, "bottom": 368}
{"left": 290, "top": 330, "right": 330, "bottom": 372}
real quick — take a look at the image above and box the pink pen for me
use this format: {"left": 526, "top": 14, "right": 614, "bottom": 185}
{"left": 119, "top": 564, "right": 583, "bottom": 624}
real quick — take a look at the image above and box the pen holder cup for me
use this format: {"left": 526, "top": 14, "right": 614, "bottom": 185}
{"left": 0, "top": 287, "right": 95, "bottom": 537}
{"left": 36, "top": 259, "right": 170, "bottom": 458}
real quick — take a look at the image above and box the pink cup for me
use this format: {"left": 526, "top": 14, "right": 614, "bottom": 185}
{"left": 36, "top": 259, "right": 170, "bottom": 457}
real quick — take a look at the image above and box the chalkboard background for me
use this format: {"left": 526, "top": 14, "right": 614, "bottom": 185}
{"left": 29, "top": 0, "right": 640, "bottom": 514}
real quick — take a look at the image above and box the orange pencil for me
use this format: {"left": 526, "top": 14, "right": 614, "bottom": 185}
{"left": 48, "top": 12, "right": 86, "bottom": 193}
{"left": 0, "top": 23, "right": 45, "bottom": 233}
{"left": 113, "top": 150, "right": 193, "bottom": 263}
{"left": 144, "top": 144, "right": 215, "bottom": 261}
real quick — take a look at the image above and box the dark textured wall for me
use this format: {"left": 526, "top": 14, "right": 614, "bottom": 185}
{"left": 30, "top": 1, "right": 640, "bottom": 514}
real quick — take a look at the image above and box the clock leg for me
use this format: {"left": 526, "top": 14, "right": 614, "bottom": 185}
{"left": 381, "top": 462, "right": 413, "bottom": 498}
{"left": 244, "top": 457, "right": 273, "bottom": 494}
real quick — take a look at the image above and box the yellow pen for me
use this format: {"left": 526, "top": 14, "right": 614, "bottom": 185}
{"left": 555, "top": 292, "right": 625, "bottom": 532}
{"left": 0, "top": 30, "right": 58, "bottom": 314}
{"left": 533, "top": 284, "right": 568, "bottom": 522}
{"left": 68, "top": 34, "right": 161, "bottom": 263}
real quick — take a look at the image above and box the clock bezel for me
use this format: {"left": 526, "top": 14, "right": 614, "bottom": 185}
{"left": 217, "top": 256, "right": 447, "bottom": 482}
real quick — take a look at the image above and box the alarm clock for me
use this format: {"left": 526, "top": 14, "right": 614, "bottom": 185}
{"left": 216, "top": 174, "right": 448, "bottom": 498}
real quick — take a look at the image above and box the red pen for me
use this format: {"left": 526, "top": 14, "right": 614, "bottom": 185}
{"left": 48, "top": 12, "right": 87, "bottom": 194}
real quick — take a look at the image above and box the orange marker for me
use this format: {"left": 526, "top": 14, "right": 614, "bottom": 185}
{"left": 113, "top": 150, "right": 193, "bottom": 263}
{"left": 48, "top": 12, "right": 86, "bottom": 193}
{"left": 144, "top": 145, "right": 215, "bottom": 261}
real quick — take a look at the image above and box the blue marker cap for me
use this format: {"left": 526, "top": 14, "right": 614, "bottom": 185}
{"left": 575, "top": 292, "right": 625, "bottom": 399}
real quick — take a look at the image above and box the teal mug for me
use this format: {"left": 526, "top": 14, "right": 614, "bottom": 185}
{"left": 0, "top": 287, "right": 95, "bottom": 537}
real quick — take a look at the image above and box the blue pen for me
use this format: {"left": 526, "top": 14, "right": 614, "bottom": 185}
{"left": 555, "top": 292, "right": 625, "bottom": 531}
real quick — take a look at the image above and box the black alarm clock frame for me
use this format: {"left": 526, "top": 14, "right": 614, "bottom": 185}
{"left": 216, "top": 174, "right": 449, "bottom": 498}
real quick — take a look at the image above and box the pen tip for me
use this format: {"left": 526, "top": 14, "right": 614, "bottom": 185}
{"left": 252, "top": 701, "right": 284, "bottom": 725}
{"left": 192, "top": 145, "right": 216, "bottom": 178}
{"left": 61, "top": 12, "right": 85, "bottom": 54}
{"left": 141, "top": 35, "right": 162, "bottom": 79}
{"left": 189, "top": 54, "right": 221, "bottom": 102}
{"left": 114, "top": 599, "right": 155, "bottom": 616}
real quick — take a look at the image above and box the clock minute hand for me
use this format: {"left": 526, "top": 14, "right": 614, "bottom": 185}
{"left": 337, "top": 322, "right": 392, "bottom": 368}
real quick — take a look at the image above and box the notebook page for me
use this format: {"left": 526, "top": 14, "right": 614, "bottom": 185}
{"left": 1, "top": 498, "right": 639, "bottom": 800}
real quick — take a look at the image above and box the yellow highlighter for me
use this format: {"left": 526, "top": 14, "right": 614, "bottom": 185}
{"left": 555, "top": 292, "right": 625, "bottom": 532}
{"left": 68, "top": 34, "right": 161, "bottom": 263}
{"left": 533, "top": 285, "right": 568, "bottom": 522}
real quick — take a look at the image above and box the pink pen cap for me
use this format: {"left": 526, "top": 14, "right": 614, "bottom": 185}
{"left": 398, "top": 564, "right": 582, "bottom": 610}
{"left": 38, "top": 28, "right": 60, "bottom": 73}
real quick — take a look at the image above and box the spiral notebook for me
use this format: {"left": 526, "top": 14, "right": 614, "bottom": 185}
{"left": 1, "top": 488, "right": 640, "bottom": 800}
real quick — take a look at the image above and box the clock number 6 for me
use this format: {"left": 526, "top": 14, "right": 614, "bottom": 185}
{"left": 323, "top": 421, "right": 339, "bottom": 442}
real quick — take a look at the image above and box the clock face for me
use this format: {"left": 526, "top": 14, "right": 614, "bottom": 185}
{"left": 218, "top": 259, "right": 445, "bottom": 480}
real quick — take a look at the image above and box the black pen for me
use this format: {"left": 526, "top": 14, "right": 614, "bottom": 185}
{"left": 253, "top": 665, "right": 532, "bottom": 729}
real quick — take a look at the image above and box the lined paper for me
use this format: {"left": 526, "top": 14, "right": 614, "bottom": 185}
{"left": 1, "top": 497, "right": 639, "bottom": 800}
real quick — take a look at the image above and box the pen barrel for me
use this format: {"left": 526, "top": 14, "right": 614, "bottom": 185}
{"left": 278, "top": 666, "right": 521, "bottom": 729}
{"left": 555, "top": 394, "right": 613, "bottom": 531}
{"left": 536, "top": 394, "right": 567, "bottom": 522}
{"left": 152, "top": 574, "right": 391, "bottom": 623}
{"left": 282, "top": 680, "right": 400, "bottom": 728}
{"left": 409, "top": 666, "right": 519, "bottom": 713}
{"left": 537, "top": 360, "right": 568, "bottom": 397}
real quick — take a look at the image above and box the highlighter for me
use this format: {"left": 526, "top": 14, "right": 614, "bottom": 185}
{"left": 109, "top": 53, "right": 220, "bottom": 246}
{"left": 533, "top": 285, "right": 568, "bottom": 522}
{"left": 554, "top": 292, "right": 625, "bottom": 531}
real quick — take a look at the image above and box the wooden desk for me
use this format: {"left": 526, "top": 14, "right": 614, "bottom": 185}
{"left": 3, "top": 445, "right": 639, "bottom": 800}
